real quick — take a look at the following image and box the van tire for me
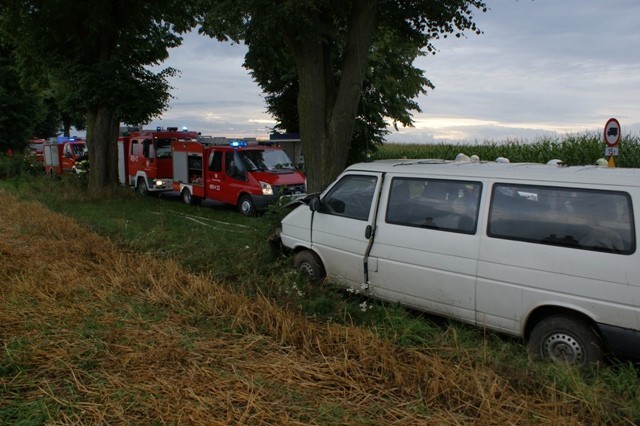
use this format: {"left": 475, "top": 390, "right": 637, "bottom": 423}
{"left": 238, "top": 195, "right": 256, "bottom": 216}
{"left": 182, "top": 188, "right": 200, "bottom": 205}
{"left": 294, "top": 250, "right": 326, "bottom": 283}
{"left": 528, "top": 315, "right": 605, "bottom": 365}
{"left": 137, "top": 177, "right": 149, "bottom": 196}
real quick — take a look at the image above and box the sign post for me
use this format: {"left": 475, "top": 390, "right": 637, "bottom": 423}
{"left": 604, "top": 118, "right": 621, "bottom": 167}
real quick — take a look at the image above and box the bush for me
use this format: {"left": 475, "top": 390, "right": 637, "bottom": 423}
{"left": 0, "top": 154, "right": 41, "bottom": 179}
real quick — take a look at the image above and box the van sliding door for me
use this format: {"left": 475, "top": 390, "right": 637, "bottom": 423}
{"left": 368, "top": 177, "right": 483, "bottom": 323}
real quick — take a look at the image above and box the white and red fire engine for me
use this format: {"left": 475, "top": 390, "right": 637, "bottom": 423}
{"left": 172, "top": 137, "right": 306, "bottom": 216}
{"left": 117, "top": 127, "right": 199, "bottom": 194}
{"left": 43, "top": 136, "right": 88, "bottom": 176}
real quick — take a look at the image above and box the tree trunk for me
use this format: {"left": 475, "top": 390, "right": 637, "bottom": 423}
{"left": 87, "top": 106, "right": 119, "bottom": 194}
{"left": 287, "top": 0, "right": 378, "bottom": 193}
{"left": 293, "top": 40, "right": 331, "bottom": 193}
{"left": 61, "top": 114, "right": 72, "bottom": 137}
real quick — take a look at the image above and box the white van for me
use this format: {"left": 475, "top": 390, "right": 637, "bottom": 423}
{"left": 279, "top": 159, "right": 640, "bottom": 364}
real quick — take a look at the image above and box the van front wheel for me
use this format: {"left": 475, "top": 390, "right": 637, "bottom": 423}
{"left": 294, "top": 250, "right": 326, "bottom": 284}
{"left": 528, "top": 315, "right": 605, "bottom": 365}
{"left": 238, "top": 195, "right": 256, "bottom": 216}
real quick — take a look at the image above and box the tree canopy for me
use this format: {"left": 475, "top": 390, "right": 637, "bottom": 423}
{"left": 0, "top": 0, "right": 198, "bottom": 190}
{"left": 199, "top": 0, "right": 487, "bottom": 191}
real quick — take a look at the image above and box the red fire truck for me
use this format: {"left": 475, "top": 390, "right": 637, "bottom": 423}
{"left": 172, "top": 138, "right": 306, "bottom": 216}
{"left": 43, "top": 137, "right": 88, "bottom": 176}
{"left": 27, "top": 138, "right": 47, "bottom": 164}
{"left": 117, "top": 127, "right": 199, "bottom": 194}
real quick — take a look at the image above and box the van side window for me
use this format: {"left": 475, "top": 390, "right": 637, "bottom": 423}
{"left": 488, "top": 184, "right": 635, "bottom": 254}
{"left": 209, "top": 151, "right": 222, "bottom": 172}
{"left": 386, "top": 178, "right": 481, "bottom": 234}
{"left": 142, "top": 139, "right": 151, "bottom": 157}
{"left": 321, "top": 175, "right": 377, "bottom": 221}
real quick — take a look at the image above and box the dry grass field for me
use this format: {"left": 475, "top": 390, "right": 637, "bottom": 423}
{"left": 0, "top": 189, "right": 624, "bottom": 424}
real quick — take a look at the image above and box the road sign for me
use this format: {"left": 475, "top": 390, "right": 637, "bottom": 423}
{"left": 604, "top": 118, "right": 621, "bottom": 147}
{"left": 604, "top": 147, "right": 619, "bottom": 156}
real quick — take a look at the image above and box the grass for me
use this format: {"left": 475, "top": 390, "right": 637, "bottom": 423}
{"left": 2, "top": 134, "right": 640, "bottom": 423}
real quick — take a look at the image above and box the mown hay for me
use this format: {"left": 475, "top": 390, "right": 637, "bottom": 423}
{"left": 0, "top": 190, "right": 597, "bottom": 424}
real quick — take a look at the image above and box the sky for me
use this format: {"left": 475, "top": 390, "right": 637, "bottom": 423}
{"left": 146, "top": 0, "right": 640, "bottom": 144}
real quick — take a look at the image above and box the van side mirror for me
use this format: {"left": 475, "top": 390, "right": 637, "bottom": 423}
{"left": 309, "top": 196, "right": 321, "bottom": 212}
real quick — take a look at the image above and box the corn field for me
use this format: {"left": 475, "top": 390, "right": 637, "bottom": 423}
{"left": 373, "top": 133, "right": 640, "bottom": 167}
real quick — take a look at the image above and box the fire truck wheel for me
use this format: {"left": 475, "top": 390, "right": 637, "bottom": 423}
{"left": 137, "top": 178, "right": 149, "bottom": 196}
{"left": 238, "top": 195, "right": 256, "bottom": 216}
{"left": 294, "top": 250, "right": 326, "bottom": 284}
{"left": 182, "top": 188, "right": 200, "bottom": 205}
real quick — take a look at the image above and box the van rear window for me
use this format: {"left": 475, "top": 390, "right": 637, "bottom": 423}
{"left": 488, "top": 184, "right": 635, "bottom": 254}
{"left": 386, "top": 178, "right": 481, "bottom": 234}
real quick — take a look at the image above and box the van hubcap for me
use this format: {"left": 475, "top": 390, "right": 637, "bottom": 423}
{"left": 542, "top": 333, "right": 583, "bottom": 363}
{"left": 299, "top": 262, "right": 315, "bottom": 278}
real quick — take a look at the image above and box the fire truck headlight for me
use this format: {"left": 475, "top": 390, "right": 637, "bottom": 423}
{"left": 154, "top": 179, "right": 164, "bottom": 186}
{"left": 260, "top": 181, "right": 273, "bottom": 196}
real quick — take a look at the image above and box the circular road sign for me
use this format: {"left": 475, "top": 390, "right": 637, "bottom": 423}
{"left": 604, "top": 118, "right": 621, "bottom": 147}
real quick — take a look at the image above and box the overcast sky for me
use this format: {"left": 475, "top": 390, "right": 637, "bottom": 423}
{"left": 147, "top": 0, "right": 640, "bottom": 144}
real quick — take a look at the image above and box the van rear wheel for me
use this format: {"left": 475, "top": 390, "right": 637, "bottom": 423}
{"left": 182, "top": 188, "right": 200, "bottom": 205}
{"left": 294, "top": 250, "right": 326, "bottom": 284}
{"left": 528, "top": 315, "right": 605, "bottom": 365}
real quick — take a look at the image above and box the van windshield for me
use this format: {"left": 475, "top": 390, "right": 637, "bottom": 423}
{"left": 240, "top": 149, "right": 294, "bottom": 172}
{"left": 70, "top": 143, "right": 86, "bottom": 157}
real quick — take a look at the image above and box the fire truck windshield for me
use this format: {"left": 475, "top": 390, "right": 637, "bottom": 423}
{"left": 240, "top": 149, "right": 294, "bottom": 172}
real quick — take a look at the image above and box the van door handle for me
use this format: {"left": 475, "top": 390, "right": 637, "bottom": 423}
{"left": 365, "top": 225, "right": 372, "bottom": 239}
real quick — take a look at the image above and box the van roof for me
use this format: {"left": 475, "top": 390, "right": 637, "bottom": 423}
{"left": 345, "top": 159, "right": 640, "bottom": 187}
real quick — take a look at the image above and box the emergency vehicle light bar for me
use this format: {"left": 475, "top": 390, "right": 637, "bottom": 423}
{"left": 230, "top": 140, "right": 248, "bottom": 147}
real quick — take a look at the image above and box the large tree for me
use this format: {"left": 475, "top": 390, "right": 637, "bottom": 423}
{"left": 200, "top": 0, "right": 486, "bottom": 191}
{"left": 1, "top": 0, "right": 197, "bottom": 192}
{"left": 241, "top": 13, "right": 437, "bottom": 166}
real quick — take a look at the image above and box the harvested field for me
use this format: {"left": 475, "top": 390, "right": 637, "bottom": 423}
{"left": 0, "top": 190, "right": 606, "bottom": 424}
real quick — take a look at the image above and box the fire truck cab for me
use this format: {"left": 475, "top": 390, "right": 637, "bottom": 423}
{"left": 117, "top": 127, "right": 199, "bottom": 195}
{"left": 43, "top": 137, "right": 88, "bottom": 176}
{"left": 172, "top": 138, "right": 306, "bottom": 216}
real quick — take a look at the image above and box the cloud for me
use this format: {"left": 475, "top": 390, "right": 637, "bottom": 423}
{"left": 146, "top": 0, "right": 640, "bottom": 143}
